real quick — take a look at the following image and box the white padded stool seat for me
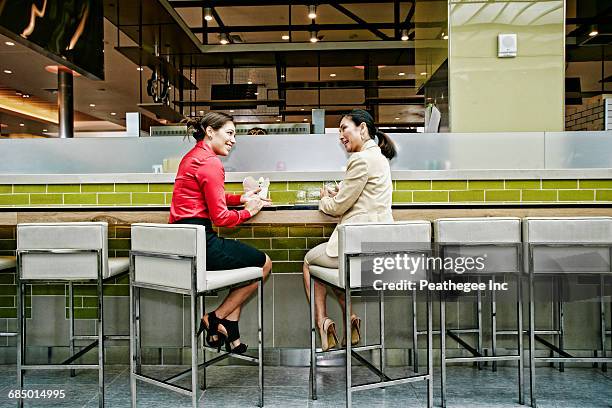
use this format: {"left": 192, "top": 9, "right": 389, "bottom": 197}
{"left": 434, "top": 217, "right": 521, "bottom": 274}
{"left": 310, "top": 221, "right": 432, "bottom": 289}
{"left": 17, "top": 222, "right": 113, "bottom": 280}
{"left": 523, "top": 217, "right": 612, "bottom": 274}
{"left": 109, "top": 257, "right": 130, "bottom": 277}
{"left": 0, "top": 256, "right": 16, "bottom": 270}
{"left": 131, "top": 223, "right": 262, "bottom": 292}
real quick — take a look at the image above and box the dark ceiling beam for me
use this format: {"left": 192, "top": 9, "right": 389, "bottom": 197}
{"left": 404, "top": 0, "right": 415, "bottom": 26}
{"left": 329, "top": 3, "right": 391, "bottom": 40}
{"left": 211, "top": 7, "right": 234, "bottom": 43}
{"left": 171, "top": 0, "right": 400, "bottom": 6}
{"left": 280, "top": 79, "right": 416, "bottom": 89}
{"left": 192, "top": 22, "right": 414, "bottom": 33}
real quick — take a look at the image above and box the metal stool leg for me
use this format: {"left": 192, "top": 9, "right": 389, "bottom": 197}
{"left": 309, "top": 276, "right": 317, "bottom": 400}
{"left": 517, "top": 273, "right": 525, "bottom": 405}
{"left": 69, "top": 282, "right": 76, "bottom": 377}
{"left": 477, "top": 276, "right": 483, "bottom": 370}
{"left": 129, "top": 256, "right": 137, "bottom": 408}
{"left": 492, "top": 276, "right": 498, "bottom": 372}
{"left": 558, "top": 278, "right": 565, "bottom": 373}
{"left": 345, "top": 261, "right": 352, "bottom": 408}
{"left": 379, "top": 290, "right": 385, "bottom": 375}
{"left": 412, "top": 289, "right": 418, "bottom": 373}
{"left": 258, "top": 279, "right": 264, "bottom": 407}
{"left": 440, "top": 270, "right": 447, "bottom": 408}
{"left": 427, "top": 284, "right": 434, "bottom": 408}
{"left": 97, "top": 271, "right": 105, "bottom": 408}
{"left": 529, "top": 261, "right": 537, "bottom": 408}
{"left": 600, "top": 275, "right": 607, "bottom": 372}
{"left": 16, "top": 273, "right": 24, "bottom": 408}
{"left": 190, "top": 275, "right": 199, "bottom": 408}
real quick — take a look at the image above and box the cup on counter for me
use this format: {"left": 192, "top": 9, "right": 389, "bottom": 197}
{"left": 152, "top": 164, "right": 163, "bottom": 174}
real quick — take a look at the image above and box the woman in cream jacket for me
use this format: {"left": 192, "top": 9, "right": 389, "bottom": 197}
{"left": 303, "top": 109, "right": 396, "bottom": 351}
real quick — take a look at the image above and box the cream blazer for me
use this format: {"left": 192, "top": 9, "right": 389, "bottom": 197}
{"left": 319, "top": 139, "right": 394, "bottom": 257}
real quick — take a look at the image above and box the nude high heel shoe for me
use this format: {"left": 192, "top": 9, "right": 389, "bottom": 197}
{"left": 341, "top": 316, "right": 362, "bottom": 347}
{"left": 319, "top": 317, "right": 339, "bottom": 352}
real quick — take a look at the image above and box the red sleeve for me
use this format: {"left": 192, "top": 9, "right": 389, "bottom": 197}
{"left": 225, "top": 193, "right": 243, "bottom": 206}
{"left": 195, "top": 158, "right": 251, "bottom": 227}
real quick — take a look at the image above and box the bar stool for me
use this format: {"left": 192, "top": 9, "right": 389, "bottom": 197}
{"left": 129, "top": 223, "right": 264, "bottom": 408}
{"left": 434, "top": 217, "right": 524, "bottom": 407}
{"left": 523, "top": 216, "right": 612, "bottom": 407}
{"left": 308, "top": 221, "right": 434, "bottom": 407}
{"left": 0, "top": 256, "right": 17, "bottom": 338}
{"left": 16, "top": 222, "right": 129, "bottom": 407}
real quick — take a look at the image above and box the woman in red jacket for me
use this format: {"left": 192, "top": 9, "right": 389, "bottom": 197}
{"left": 170, "top": 112, "right": 272, "bottom": 354}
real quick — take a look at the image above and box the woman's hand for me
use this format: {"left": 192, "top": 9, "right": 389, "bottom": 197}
{"left": 245, "top": 197, "right": 265, "bottom": 217}
{"left": 241, "top": 188, "right": 272, "bottom": 205}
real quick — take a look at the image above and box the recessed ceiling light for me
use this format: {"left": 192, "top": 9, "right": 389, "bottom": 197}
{"left": 137, "top": 67, "right": 144, "bottom": 71}
{"left": 3, "top": 69, "right": 12, "bottom": 74}
{"left": 5, "top": 41, "right": 15, "bottom": 46}
{"left": 310, "top": 30, "right": 318, "bottom": 43}
{"left": 400, "top": 29, "right": 409, "bottom": 41}
{"left": 329, "top": 73, "right": 336, "bottom": 77}
{"left": 303, "top": 118, "right": 308, "bottom": 121}
{"left": 281, "top": 34, "right": 290, "bottom": 40}
{"left": 300, "top": 108, "right": 305, "bottom": 111}
{"left": 229, "top": 110, "right": 235, "bottom": 113}
{"left": 89, "top": 103, "right": 96, "bottom": 107}
{"left": 42, "top": 129, "right": 48, "bottom": 132}
{"left": 420, "top": 72, "right": 427, "bottom": 76}
{"left": 219, "top": 33, "right": 229, "bottom": 45}
{"left": 247, "top": 80, "right": 252, "bottom": 84}
{"left": 589, "top": 30, "right": 598, "bottom": 37}
{"left": 199, "top": 110, "right": 204, "bottom": 115}
{"left": 276, "top": 119, "right": 281, "bottom": 122}
{"left": 110, "top": 112, "right": 116, "bottom": 116}
{"left": 398, "top": 72, "right": 405, "bottom": 76}
{"left": 22, "top": 94, "right": 30, "bottom": 98}
{"left": 395, "top": 117, "right": 400, "bottom": 120}
{"left": 19, "top": 123, "right": 24, "bottom": 127}
{"left": 280, "top": 74, "right": 285, "bottom": 78}
{"left": 443, "top": 34, "right": 449, "bottom": 40}
{"left": 307, "top": 5, "right": 317, "bottom": 19}
{"left": 204, "top": 7, "right": 213, "bottom": 21}
{"left": 254, "top": 92, "right": 259, "bottom": 96}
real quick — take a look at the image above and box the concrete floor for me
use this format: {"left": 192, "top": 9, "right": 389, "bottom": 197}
{"left": 0, "top": 364, "right": 610, "bottom": 407}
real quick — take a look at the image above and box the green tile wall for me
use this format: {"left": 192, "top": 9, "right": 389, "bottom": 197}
{"left": 0, "top": 178, "right": 609, "bottom": 207}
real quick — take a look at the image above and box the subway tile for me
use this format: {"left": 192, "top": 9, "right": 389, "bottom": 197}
{"left": 0, "top": 185, "right": 12, "bottom": 193}
{"left": 522, "top": 189, "right": 557, "bottom": 201}
{"left": 224, "top": 182, "right": 243, "bottom": 192}
{"left": 30, "top": 194, "right": 63, "bottom": 205}
{"left": 165, "top": 193, "right": 173, "bottom": 204}
{"left": 63, "top": 193, "right": 97, "bottom": 205}
{"left": 468, "top": 180, "right": 504, "bottom": 189}
{"left": 0, "top": 226, "right": 14, "bottom": 239}
{"left": 81, "top": 184, "right": 114, "bottom": 192}
{"left": 109, "top": 239, "right": 130, "bottom": 250}
{"left": 82, "top": 297, "right": 99, "bottom": 308}
{"left": 558, "top": 190, "right": 595, "bottom": 201}
{"left": 0, "top": 195, "right": 29, "bottom": 205}
{"left": 32, "top": 284, "right": 65, "bottom": 296}
{"left": 580, "top": 180, "right": 612, "bottom": 189}
{"left": 218, "top": 227, "right": 253, "bottom": 238}
{"left": 253, "top": 226, "right": 288, "bottom": 238}
{"left": 0, "top": 273, "right": 14, "bottom": 284}
{"left": 236, "top": 238, "right": 271, "bottom": 250}
{"left": 395, "top": 180, "right": 431, "bottom": 190}
{"left": 485, "top": 190, "right": 521, "bottom": 202}
{"left": 271, "top": 237, "right": 307, "bottom": 249}
{"left": 47, "top": 184, "right": 80, "bottom": 193}
{"left": 266, "top": 249, "right": 289, "bottom": 261}
{"left": 432, "top": 180, "right": 467, "bottom": 190}
{"left": 0, "top": 296, "right": 14, "bottom": 307}
{"left": 98, "top": 193, "right": 131, "bottom": 205}
{"left": 306, "top": 237, "right": 327, "bottom": 248}
{"left": 0, "top": 240, "right": 15, "bottom": 251}
{"left": 270, "top": 191, "right": 297, "bottom": 203}
{"left": 288, "top": 249, "right": 308, "bottom": 261}
{"left": 0, "top": 308, "right": 16, "bottom": 318}
{"left": 505, "top": 180, "right": 541, "bottom": 189}
{"left": 596, "top": 190, "right": 612, "bottom": 201}
{"left": 269, "top": 182, "right": 288, "bottom": 191}
{"left": 132, "top": 192, "right": 165, "bottom": 205}
{"left": 449, "top": 190, "right": 484, "bottom": 202}
{"left": 288, "top": 226, "right": 324, "bottom": 237}
{"left": 114, "top": 226, "right": 132, "bottom": 238}
{"left": 74, "top": 285, "right": 98, "bottom": 296}
{"left": 271, "top": 261, "right": 303, "bottom": 273}
{"left": 542, "top": 180, "right": 578, "bottom": 189}
{"left": 413, "top": 191, "right": 449, "bottom": 202}
{"left": 115, "top": 183, "right": 148, "bottom": 192}
{"left": 149, "top": 184, "right": 174, "bottom": 192}
{"left": 323, "top": 225, "right": 336, "bottom": 237}
{"left": 13, "top": 185, "right": 45, "bottom": 193}
{"left": 65, "top": 297, "right": 83, "bottom": 308}
{"left": 73, "top": 308, "right": 99, "bottom": 319}
{"left": 392, "top": 191, "right": 413, "bottom": 203}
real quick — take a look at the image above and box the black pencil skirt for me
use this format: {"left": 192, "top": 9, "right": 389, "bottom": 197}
{"left": 173, "top": 217, "right": 267, "bottom": 271}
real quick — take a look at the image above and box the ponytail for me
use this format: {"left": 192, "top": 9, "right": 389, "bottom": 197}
{"left": 375, "top": 130, "right": 396, "bottom": 160}
{"left": 342, "top": 109, "right": 397, "bottom": 160}
{"left": 181, "top": 112, "right": 234, "bottom": 143}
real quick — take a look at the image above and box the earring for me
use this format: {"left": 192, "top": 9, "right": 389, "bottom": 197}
{"left": 208, "top": 135, "right": 213, "bottom": 140}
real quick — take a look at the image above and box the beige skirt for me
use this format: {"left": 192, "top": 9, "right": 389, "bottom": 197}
{"left": 304, "top": 242, "right": 339, "bottom": 268}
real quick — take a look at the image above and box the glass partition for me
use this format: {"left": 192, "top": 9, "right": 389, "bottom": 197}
{"left": 0, "top": 131, "right": 610, "bottom": 174}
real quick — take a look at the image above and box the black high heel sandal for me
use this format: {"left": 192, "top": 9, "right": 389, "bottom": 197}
{"left": 196, "top": 311, "right": 227, "bottom": 352}
{"left": 220, "top": 319, "right": 248, "bottom": 354}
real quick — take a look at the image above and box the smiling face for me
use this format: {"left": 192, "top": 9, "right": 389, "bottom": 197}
{"left": 205, "top": 121, "right": 236, "bottom": 156}
{"left": 338, "top": 116, "right": 366, "bottom": 153}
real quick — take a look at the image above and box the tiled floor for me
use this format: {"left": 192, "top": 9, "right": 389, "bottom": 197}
{"left": 0, "top": 363, "right": 610, "bottom": 407}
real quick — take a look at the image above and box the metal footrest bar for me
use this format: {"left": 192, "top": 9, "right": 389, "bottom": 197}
{"left": 20, "top": 364, "right": 99, "bottom": 370}
{"left": 447, "top": 331, "right": 482, "bottom": 357}
{"left": 416, "top": 328, "right": 480, "bottom": 336}
{"left": 533, "top": 334, "right": 573, "bottom": 358}
{"left": 60, "top": 340, "right": 98, "bottom": 365}
{"left": 351, "top": 373, "right": 430, "bottom": 393}
{"left": 536, "top": 357, "right": 612, "bottom": 363}
{"left": 202, "top": 346, "right": 260, "bottom": 363}
{"left": 317, "top": 344, "right": 382, "bottom": 357}
{"left": 0, "top": 332, "right": 17, "bottom": 337}
{"left": 350, "top": 351, "right": 391, "bottom": 382}
{"left": 134, "top": 373, "right": 193, "bottom": 397}
{"left": 447, "top": 356, "right": 521, "bottom": 363}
